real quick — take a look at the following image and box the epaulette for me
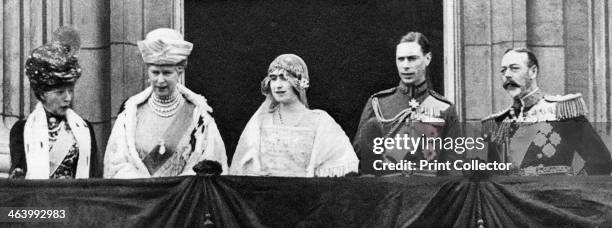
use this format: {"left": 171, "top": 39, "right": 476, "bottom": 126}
{"left": 481, "top": 106, "right": 510, "bottom": 123}
{"left": 478, "top": 106, "right": 511, "bottom": 143}
{"left": 544, "top": 93, "right": 588, "bottom": 120}
{"left": 371, "top": 87, "right": 396, "bottom": 98}
{"left": 428, "top": 90, "right": 453, "bottom": 105}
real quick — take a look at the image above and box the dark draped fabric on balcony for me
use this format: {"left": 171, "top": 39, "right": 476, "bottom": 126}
{"left": 1, "top": 175, "right": 611, "bottom": 227}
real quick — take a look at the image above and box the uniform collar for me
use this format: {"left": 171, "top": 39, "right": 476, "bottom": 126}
{"left": 514, "top": 88, "right": 543, "bottom": 109}
{"left": 398, "top": 80, "right": 428, "bottom": 98}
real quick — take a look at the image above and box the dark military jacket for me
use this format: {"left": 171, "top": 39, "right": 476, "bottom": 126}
{"left": 353, "top": 81, "right": 460, "bottom": 176}
{"left": 482, "top": 89, "right": 612, "bottom": 175}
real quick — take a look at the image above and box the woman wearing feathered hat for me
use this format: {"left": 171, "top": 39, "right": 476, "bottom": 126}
{"left": 9, "top": 29, "right": 101, "bottom": 179}
{"left": 104, "top": 28, "right": 227, "bottom": 178}
{"left": 230, "top": 54, "right": 358, "bottom": 177}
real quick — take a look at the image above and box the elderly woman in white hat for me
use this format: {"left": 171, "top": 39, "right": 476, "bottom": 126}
{"left": 230, "top": 54, "right": 358, "bottom": 177}
{"left": 104, "top": 28, "right": 227, "bottom": 178}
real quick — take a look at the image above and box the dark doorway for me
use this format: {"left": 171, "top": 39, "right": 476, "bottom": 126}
{"left": 185, "top": 0, "right": 444, "bottom": 161}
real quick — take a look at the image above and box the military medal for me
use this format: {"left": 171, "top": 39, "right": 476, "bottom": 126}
{"left": 408, "top": 99, "right": 420, "bottom": 111}
{"left": 405, "top": 99, "right": 420, "bottom": 122}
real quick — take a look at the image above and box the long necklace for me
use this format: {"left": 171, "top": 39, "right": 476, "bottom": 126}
{"left": 278, "top": 109, "right": 285, "bottom": 125}
{"left": 277, "top": 106, "right": 305, "bottom": 126}
{"left": 149, "top": 90, "right": 183, "bottom": 118}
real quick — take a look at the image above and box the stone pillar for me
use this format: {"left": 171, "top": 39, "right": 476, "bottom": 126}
{"left": 0, "top": 0, "right": 22, "bottom": 177}
{"left": 527, "top": 0, "right": 565, "bottom": 95}
{"left": 591, "top": 0, "right": 612, "bottom": 146}
{"left": 72, "top": 0, "right": 111, "bottom": 165}
{"left": 460, "top": 0, "right": 528, "bottom": 159}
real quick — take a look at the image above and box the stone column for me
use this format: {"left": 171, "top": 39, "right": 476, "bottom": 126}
{"left": 72, "top": 0, "right": 111, "bottom": 166}
{"left": 460, "top": 0, "right": 528, "bottom": 159}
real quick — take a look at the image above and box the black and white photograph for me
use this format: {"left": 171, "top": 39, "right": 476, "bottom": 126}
{"left": 0, "top": 0, "right": 612, "bottom": 227}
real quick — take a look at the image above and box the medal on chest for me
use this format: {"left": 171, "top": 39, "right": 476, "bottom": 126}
{"left": 406, "top": 99, "right": 420, "bottom": 121}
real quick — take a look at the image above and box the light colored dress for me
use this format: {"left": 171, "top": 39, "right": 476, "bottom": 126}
{"left": 104, "top": 84, "right": 227, "bottom": 178}
{"left": 231, "top": 108, "right": 358, "bottom": 177}
{"left": 134, "top": 100, "right": 195, "bottom": 176}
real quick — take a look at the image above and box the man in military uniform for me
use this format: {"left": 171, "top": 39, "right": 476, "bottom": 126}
{"left": 353, "top": 32, "right": 460, "bottom": 176}
{"left": 482, "top": 48, "right": 612, "bottom": 175}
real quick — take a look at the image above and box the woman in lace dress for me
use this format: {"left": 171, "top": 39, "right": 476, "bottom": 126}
{"left": 230, "top": 54, "right": 358, "bottom": 177}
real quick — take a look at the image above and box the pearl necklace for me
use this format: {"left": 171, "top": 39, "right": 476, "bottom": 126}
{"left": 149, "top": 91, "right": 183, "bottom": 118}
{"left": 48, "top": 117, "right": 63, "bottom": 140}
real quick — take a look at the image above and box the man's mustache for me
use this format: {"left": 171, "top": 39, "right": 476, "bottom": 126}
{"left": 503, "top": 80, "right": 520, "bottom": 89}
